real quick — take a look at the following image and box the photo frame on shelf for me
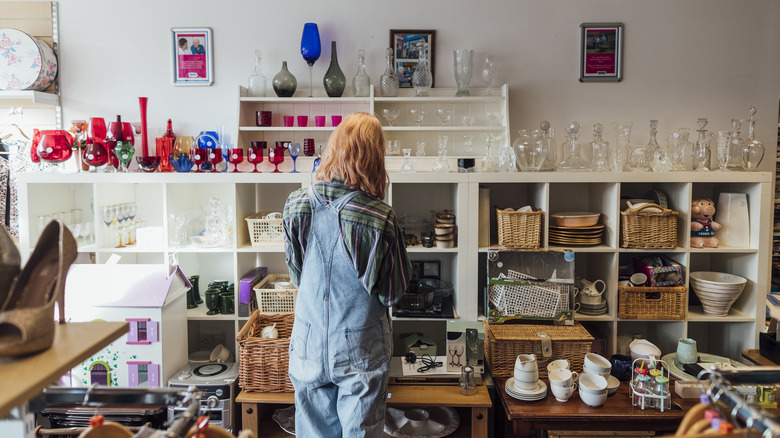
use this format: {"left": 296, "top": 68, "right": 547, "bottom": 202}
{"left": 171, "top": 27, "right": 213, "bottom": 86}
{"left": 579, "top": 22, "right": 623, "bottom": 82}
{"left": 390, "top": 29, "right": 436, "bottom": 88}
{"left": 410, "top": 260, "right": 441, "bottom": 281}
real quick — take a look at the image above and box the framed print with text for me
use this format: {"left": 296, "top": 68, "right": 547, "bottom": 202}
{"left": 390, "top": 29, "right": 436, "bottom": 88}
{"left": 172, "top": 27, "right": 213, "bottom": 86}
{"left": 579, "top": 23, "right": 623, "bottom": 82}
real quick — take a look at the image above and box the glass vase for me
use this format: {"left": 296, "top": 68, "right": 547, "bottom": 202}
{"left": 513, "top": 129, "right": 544, "bottom": 172}
{"left": 412, "top": 42, "right": 433, "bottom": 97}
{"left": 380, "top": 47, "right": 399, "bottom": 97}
{"left": 272, "top": 61, "right": 297, "bottom": 97}
{"left": 591, "top": 123, "right": 609, "bottom": 172}
{"left": 693, "top": 118, "right": 711, "bottom": 171}
{"left": 741, "top": 105, "right": 764, "bottom": 170}
{"left": 248, "top": 50, "right": 267, "bottom": 97}
{"left": 400, "top": 148, "right": 415, "bottom": 173}
{"left": 727, "top": 119, "right": 745, "bottom": 170}
{"left": 453, "top": 49, "right": 474, "bottom": 97}
{"left": 352, "top": 49, "right": 370, "bottom": 97}
{"left": 323, "top": 41, "right": 346, "bottom": 97}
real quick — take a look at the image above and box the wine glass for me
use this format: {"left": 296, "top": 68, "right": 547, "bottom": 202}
{"left": 190, "top": 148, "right": 208, "bottom": 172}
{"left": 207, "top": 148, "right": 223, "bottom": 173}
{"left": 128, "top": 203, "right": 137, "bottom": 222}
{"left": 300, "top": 23, "right": 321, "bottom": 98}
{"left": 288, "top": 142, "right": 301, "bottom": 173}
{"left": 37, "top": 131, "right": 73, "bottom": 171}
{"left": 101, "top": 205, "right": 114, "bottom": 229}
{"left": 481, "top": 55, "right": 497, "bottom": 96}
{"left": 269, "top": 146, "right": 285, "bottom": 173}
{"left": 87, "top": 117, "right": 107, "bottom": 145}
{"left": 248, "top": 147, "right": 264, "bottom": 173}
{"left": 228, "top": 148, "right": 244, "bottom": 172}
{"left": 381, "top": 108, "right": 400, "bottom": 126}
{"left": 436, "top": 108, "right": 454, "bottom": 126}
{"left": 408, "top": 109, "right": 426, "bottom": 127}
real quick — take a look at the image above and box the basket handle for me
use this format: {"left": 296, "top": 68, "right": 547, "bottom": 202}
{"left": 626, "top": 203, "right": 664, "bottom": 215}
{"left": 236, "top": 309, "right": 260, "bottom": 342}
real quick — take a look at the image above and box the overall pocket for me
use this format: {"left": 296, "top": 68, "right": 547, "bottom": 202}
{"left": 289, "top": 319, "right": 311, "bottom": 360}
{"left": 345, "top": 320, "right": 388, "bottom": 372}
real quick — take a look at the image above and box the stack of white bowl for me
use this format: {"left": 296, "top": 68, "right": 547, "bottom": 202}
{"left": 433, "top": 212, "right": 456, "bottom": 248}
{"left": 578, "top": 353, "right": 613, "bottom": 407}
{"left": 689, "top": 271, "right": 747, "bottom": 316}
{"left": 547, "top": 359, "right": 578, "bottom": 402}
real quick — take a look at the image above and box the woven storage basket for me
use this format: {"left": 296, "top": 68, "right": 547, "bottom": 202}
{"left": 618, "top": 285, "right": 686, "bottom": 320}
{"left": 620, "top": 203, "right": 678, "bottom": 249}
{"left": 237, "top": 310, "right": 295, "bottom": 392}
{"left": 483, "top": 321, "right": 593, "bottom": 380}
{"left": 253, "top": 274, "right": 297, "bottom": 313}
{"left": 245, "top": 212, "right": 284, "bottom": 247}
{"left": 496, "top": 208, "right": 543, "bottom": 249}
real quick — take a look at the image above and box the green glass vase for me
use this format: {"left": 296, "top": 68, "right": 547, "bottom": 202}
{"left": 323, "top": 41, "right": 346, "bottom": 97}
{"left": 272, "top": 61, "right": 297, "bottom": 97}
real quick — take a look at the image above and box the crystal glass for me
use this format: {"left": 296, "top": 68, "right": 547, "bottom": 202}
{"left": 651, "top": 139, "right": 672, "bottom": 173}
{"left": 670, "top": 128, "right": 690, "bottom": 171}
{"left": 461, "top": 115, "right": 475, "bottom": 127}
{"left": 742, "top": 105, "right": 764, "bottom": 170}
{"left": 228, "top": 148, "right": 244, "bottom": 172}
{"left": 539, "top": 121, "right": 556, "bottom": 171}
{"left": 485, "top": 112, "right": 500, "bottom": 126}
{"left": 269, "top": 146, "right": 284, "bottom": 173}
{"left": 609, "top": 122, "right": 632, "bottom": 172}
{"left": 408, "top": 109, "right": 426, "bottom": 127}
{"left": 644, "top": 120, "right": 661, "bottom": 171}
{"left": 380, "top": 47, "right": 399, "bottom": 97}
{"left": 727, "top": 119, "right": 745, "bottom": 170}
{"left": 412, "top": 42, "right": 433, "bottom": 97}
{"left": 480, "top": 134, "right": 498, "bottom": 172}
{"left": 693, "top": 118, "right": 711, "bottom": 171}
{"left": 83, "top": 142, "right": 108, "bottom": 171}
{"left": 453, "top": 49, "right": 474, "bottom": 97}
{"left": 556, "top": 122, "right": 590, "bottom": 171}
{"left": 498, "top": 142, "right": 516, "bottom": 172}
{"left": 136, "top": 156, "right": 160, "bottom": 173}
{"left": 481, "top": 55, "right": 497, "bottom": 96}
{"left": 400, "top": 148, "right": 415, "bottom": 173}
{"left": 190, "top": 148, "right": 207, "bottom": 173}
{"left": 436, "top": 108, "right": 454, "bottom": 126}
{"left": 248, "top": 147, "right": 264, "bottom": 173}
{"left": 288, "top": 142, "right": 301, "bottom": 173}
{"left": 300, "top": 23, "right": 321, "bottom": 98}
{"left": 352, "top": 49, "right": 370, "bottom": 97}
{"left": 381, "top": 108, "right": 400, "bottom": 126}
{"left": 513, "top": 129, "right": 545, "bottom": 172}
{"left": 416, "top": 141, "right": 426, "bottom": 156}
{"left": 717, "top": 130, "right": 732, "bottom": 171}
{"left": 248, "top": 50, "right": 267, "bottom": 97}
{"left": 207, "top": 148, "right": 223, "bottom": 173}
{"left": 432, "top": 136, "right": 451, "bottom": 172}
{"left": 591, "top": 123, "right": 609, "bottom": 171}
{"left": 463, "top": 135, "right": 474, "bottom": 155}
{"left": 115, "top": 141, "right": 135, "bottom": 172}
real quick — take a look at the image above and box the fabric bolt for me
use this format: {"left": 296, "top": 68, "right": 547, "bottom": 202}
{"left": 287, "top": 186, "right": 394, "bottom": 437}
{"left": 283, "top": 180, "right": 410, "bottom": 307}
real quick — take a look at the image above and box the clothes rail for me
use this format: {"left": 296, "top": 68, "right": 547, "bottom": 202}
{"left": 707, "top": 367, "right": 780, "bottom": 438}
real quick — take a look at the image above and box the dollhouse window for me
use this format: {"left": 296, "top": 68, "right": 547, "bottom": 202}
{"left": 128, "top": 361, "right": 160, "bottom": 387}
{"left": 125, "top": 318, "right": 158, "bottom": 344}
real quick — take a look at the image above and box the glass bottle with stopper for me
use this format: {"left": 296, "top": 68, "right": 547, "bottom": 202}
{"left": 380, "top": 47, "right": 399, "bottom": 97}
{"left": 539, "top": 120, "right": 556, "bottom": 171}
{"left": 556, "top": 121, "right": 590, "bottom": 171}
{"left": 591, "top": 123, "right": 609, "bottom": 172}
{"left": 693, "top": 118, "right": 712, "bottom": 171}
{"left": 352, "top": 49, "right": 370, "bottom": 97}
{"left": 727, "top": 119, "right": 745, "bottom": 170}
{"left": 248, "top": 50, "right": 267, "bottom": 97}
{"left": 741, "top": 105, "right": 764, "bottom": 171}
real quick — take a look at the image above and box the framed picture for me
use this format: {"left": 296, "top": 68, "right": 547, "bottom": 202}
{"left": 410, "top": 260, "right": 441, "bottom": 281}
{"left": 390, "top": 29, "right": 436, "bottom": 88}
{"left": 579, "top": 22, "right": 623, "bottom": 82}
{"left": 171, "top": 27, "right": 213, "bottom": 86}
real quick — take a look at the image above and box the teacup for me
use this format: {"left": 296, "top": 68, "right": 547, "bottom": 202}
{"left": 579, "top": 388, "right": 608, "bottom": 407}
{"left": 578, "top": 373, "right": 608, "bottom": 395}
{"left": 547, "top": 359, "right": 570, "bottom": 373}
{"left": 515, "top": 354, "right": 537, "bottom": 372}
{"left": 551, "top": 384, "right": 576, "bottom": 402}
{"left": 584, "top": 352, "right": 612, "bottom": 374}
{"left": 548, "top": 368, "right": 578, "bottom": 388}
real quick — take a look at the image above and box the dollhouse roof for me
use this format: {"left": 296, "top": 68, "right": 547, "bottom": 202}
{"left": 64, "top": 264, "right": 192, "bottom": 308}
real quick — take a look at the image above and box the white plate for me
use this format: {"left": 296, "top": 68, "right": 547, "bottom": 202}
{"left": 384, "top": 406, "right": 460, "bottom": 438}
{"left": 607, "top": 375, "right": 620, "bottom": 394}
{"left": 505, "top": 378, "right": 547, "bottom": 401}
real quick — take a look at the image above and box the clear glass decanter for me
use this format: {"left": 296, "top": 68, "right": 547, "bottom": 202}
{"left": 248, "top": 50, "right": 267, "bottom": 97}
{"left": 610, "top": 122, "right": 631, "bottom": 172}
{"left": 380, "top": 47, "right": 399, "bottom": 97}
{"left": 352, "top": 49, "right": 371, "bottom": 97}
{"left": 693, "top": 118, "right": 711, "bottom": 171}
{"left": 539, "top": 121, "right": 556, "bottom": 171}
{"left": 727, "top": 119, "right": 745, "bottom": 170}
{"left": 741, "top": 106, "right": 764, "bottom": 170}
{"left": 645, "top": 120, "right": 661, "bottom": 166}
{"left": 412, "top": 42, "right": 433, "bottom": 97}
{"left": 480, "top": 134, "right": 498, "bottom": 172}
{"left": 591, "top": 123, "right": 609, "bottom": 172}
{"left": 556, "top": 121, "right": 590, "bottom": 171}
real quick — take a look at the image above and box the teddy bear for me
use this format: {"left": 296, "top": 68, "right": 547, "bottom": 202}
{"left": 690, "top": 198, "right": 721, "bottom": 248}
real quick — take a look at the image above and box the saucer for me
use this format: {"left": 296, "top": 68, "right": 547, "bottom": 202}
{"left": 506, "top": 378, "right": 547, "bottom": 401}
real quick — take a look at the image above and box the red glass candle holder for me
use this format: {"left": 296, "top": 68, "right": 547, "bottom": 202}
{"left": 207, "top": 148, "right": 223, "bottom": 173}
{"left": 248, "top": 147, "right": 264, "bottom": 173}
{"left": 228, "top": 148, "right": 244, "bottom": 172}
{"left": 136, "top": 155, "right": 161, "bottom": 173}
{"left": 297, "top": 115, "right": 308, "bottom": 127}
{"left": 303, "top": 138, "right": 315, "bottom": 156}
{"left": 269, "top": 146, "right": 285, "bottom": 173}
{"left": 256, "top": 111, "right": 272, "bottom": 127}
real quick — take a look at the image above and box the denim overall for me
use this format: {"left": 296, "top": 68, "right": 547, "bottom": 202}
{"left": 289, "top": 186, "right": 392, "bottom": 437}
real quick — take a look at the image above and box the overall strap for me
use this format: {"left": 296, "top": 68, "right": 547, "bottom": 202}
{"left": 307, "top": 185, "right": 362, "bottom": 212}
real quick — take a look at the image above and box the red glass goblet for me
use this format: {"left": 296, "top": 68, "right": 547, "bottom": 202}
{"left": 207, "top": 148, "right": 223, "bottom": 173}
{"left": 37, "top": 132, "right": 74, "bottom": 164}
{"left": 190, "top": 148, "right": 208, "bottom": 172}
{"left": 87, "top": 117, "right": 107, "bottom": 144}
{"left": 269, "top": 146, "right": 285, "bottom": 173}
{"left": 228, "top": 148, "right": 244, "bottom": 172}
{"left": 248, "top": 147, "right": 263, "bottom": 173}
{"left": 83, "top": 142, "right": 108, "bottom": 171}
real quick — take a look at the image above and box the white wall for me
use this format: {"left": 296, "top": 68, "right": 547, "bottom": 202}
{"left": 57, "top": 0, "right": 780, "bottom": 171}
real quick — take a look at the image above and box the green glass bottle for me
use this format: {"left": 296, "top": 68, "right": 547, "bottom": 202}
{"left": 323, "top": 41, "right": 346, "bottom": 97}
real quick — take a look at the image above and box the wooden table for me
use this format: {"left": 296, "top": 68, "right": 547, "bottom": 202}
{"left": 496, "top": 378, "right": 697, "bottom": 438}
{"left": 742, "top": 349, "right": 780, "bottom": 366}
{"left": 236, "top": 383, "right": 492, "bottom": 437}
{"left": 0, "top": 321, "right": 129, "bottom": 418}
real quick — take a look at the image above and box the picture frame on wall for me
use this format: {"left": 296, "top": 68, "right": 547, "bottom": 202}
{"left": 390, "top": 29, "right": 436, "bottom": 88}
{"left": 579, "top": 22, "right": 623, "bottom": 82}
{"left": 171, "top": 27, "right": 213, "bottom": 86}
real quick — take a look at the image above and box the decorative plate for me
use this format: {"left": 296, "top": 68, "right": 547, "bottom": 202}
{"left": 661, "top": 352, "right": 749, "bottom": 381}
{"left": 272, "top": 405, "right": 296, "bottom": 435}
{"left": 384, "top": 406, "right": 460, "bottom": 438}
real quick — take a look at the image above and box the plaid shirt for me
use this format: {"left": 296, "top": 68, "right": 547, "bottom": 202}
{"left": 283, "top": 180, "right": 411, "bottom": 307}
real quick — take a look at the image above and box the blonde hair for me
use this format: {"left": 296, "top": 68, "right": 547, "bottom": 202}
{"left": 315, "top": 112, "right": 388, "bottom": 199}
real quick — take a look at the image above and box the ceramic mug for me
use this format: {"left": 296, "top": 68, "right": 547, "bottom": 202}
{"left": 676, "top": 338, "right": 698, "bottom": 364}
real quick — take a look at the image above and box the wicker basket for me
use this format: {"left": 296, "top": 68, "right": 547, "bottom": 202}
{"left": 620, "top": 203, "right": 678, "bottom": 249}
{"left": 483, "top": 321, "right": 593, "bottom": 380}
{"left": 253, "top": 274, "right": 297, "bottom": 313}
{"left": 236, "top": 311, "right": 295, "bottom": 392}
{"left": 496, "top": 208, "right": 543, "bottom": 249}
{"left": 618, "top": 285, "right": 687, "bottom": 320}
{"left": 245, "top": 212, "right": 284, "bottom": 247}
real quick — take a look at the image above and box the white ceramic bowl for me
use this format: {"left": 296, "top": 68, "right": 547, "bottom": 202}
{"left": 579, "top": 388, "right": 608, "bottom": 407}
{"left": 584, "top": 353, "right": 611, "bottom": 374}
{"left": 434, "top": 224, "right": 455, "bottom": 235}
{"left": 582, "top": 364, "right": 609, "bottom": 380}
{"left": 629, "top": 339, "right": 662, "bottom": 361}
{"left": 578, "top": 373, "right": 608, "bottom": 394}
{"left": 551, "top": 384, "right": 575, "bottom": 402}
{"left": 689, "top": 271, "right": 747, "bottom": 316}
{"left": 435, "top": 239, "right": 454, "bottom": 249}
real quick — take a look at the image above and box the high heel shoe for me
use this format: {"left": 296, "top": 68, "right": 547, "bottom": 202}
{"left": 0, "top": 220, "right": 77, "bottom": 357}
{"left": 0, "top": 224, "right": 21, "bottom": 313}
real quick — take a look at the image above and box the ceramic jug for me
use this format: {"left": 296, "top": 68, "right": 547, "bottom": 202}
{"left": 579, "top": 279, "right": 605, "bottom": 305}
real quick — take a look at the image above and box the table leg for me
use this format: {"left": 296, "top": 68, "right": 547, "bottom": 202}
{"left": 240, "top": 401, "right": 259, "bottom": 437}
{"left": 471, "top": 406, "right": 489, "bottom": 438}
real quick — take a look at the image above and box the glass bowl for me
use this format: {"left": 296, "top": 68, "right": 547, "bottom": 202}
{"left": 136, "top": 156, "right": 161, "bottom": 172}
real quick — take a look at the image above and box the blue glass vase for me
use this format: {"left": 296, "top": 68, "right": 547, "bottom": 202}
{"left": 301, "top": 23, "right": 321, "bottom": 97}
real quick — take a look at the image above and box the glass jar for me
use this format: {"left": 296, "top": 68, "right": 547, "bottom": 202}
{"left": 653, "top": 376, "right": 671, "bottom": 411}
